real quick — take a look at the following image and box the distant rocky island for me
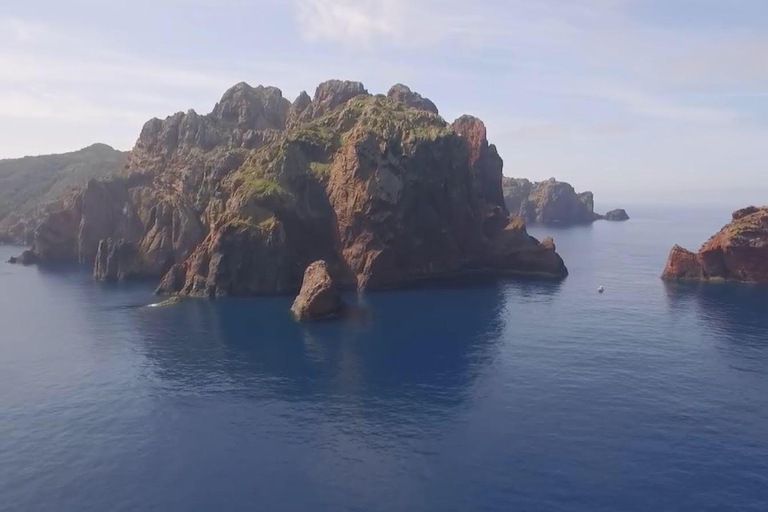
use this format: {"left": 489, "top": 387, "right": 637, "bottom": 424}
{"left": 502, "top": 177, "right": 628, "bottom": 225}
{"left": 0, "top": 144, "right": 127, "bottom": 245}
{"left": 10, "top": 80, "right": 569, "bottom": 304}
{"left": 662, "top": 206, "right": 768, "bottom": 284}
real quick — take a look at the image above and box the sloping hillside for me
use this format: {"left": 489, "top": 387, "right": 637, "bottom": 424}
{"left": 0, "top": 144, "right": 127, "bottom": 240}
{"left": 0, "top": 144, "right": 127, "bottom": 222}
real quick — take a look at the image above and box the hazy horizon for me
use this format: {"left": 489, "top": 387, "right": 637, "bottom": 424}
{"left": 2, "top": 0, "right": 767, "bottom": 205}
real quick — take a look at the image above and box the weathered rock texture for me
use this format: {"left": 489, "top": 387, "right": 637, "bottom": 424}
{"left": 22, "top": 80, "right": 568, "bottom": 295}
{"left": 387, "top": 84, "right": 438, "bottom": 115}
{"left": 662, "top": 206, "right": 768, "bottom": 283}
{"left": 93, "top": 238, "right": 141, "bottom": 282}
{"left": 604, "top": 208, "right": 630, "bottom": 221}
{"left": 291, "top": 260, "right": 344, "bottom": 320}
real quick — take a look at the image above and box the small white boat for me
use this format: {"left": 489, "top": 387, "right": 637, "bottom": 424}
{"left": 598, "top": 286, "right": 605, "bottom": 293}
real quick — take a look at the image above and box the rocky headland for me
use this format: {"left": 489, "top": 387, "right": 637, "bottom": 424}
{"left": 14, "top": 80, "right": 568, "bottom": 296}
{"left": 502, "top": 177, "right": 627, "bottom": 225}
{"left": 662, "top": 206, "right": 768, "bottom": 284}
{"left": 0, "top": 144, "right": 127, "bottom": 245}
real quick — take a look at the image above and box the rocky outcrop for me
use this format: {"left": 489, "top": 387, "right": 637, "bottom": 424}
{"left": 387, "top": 84, "right": 438, "bottom": 114}
{"left": 298, "top": 80, "right": 369, "bottom": 122}
{"left": 605, "top": 209, "right": 629, "bottom": 221}
{"left": 662, "top": 206, "right": 768, "bottom": 283}
{"left": 662, "top": 245, "right": 704, "bottom": 280}
{"left": 291, "top": 260, "right": 344, "bottom": 321}
{"left": 7, "top": 250, "right": 38, "bottom": 265}
{"left": 502, "top": 177, "right": 602, "bottom": 225}
{"left": 502, "top": 177, "right": 629, "bottom": 225}
{"left": 22, "top": 80, "right": 568, "bottom": 295}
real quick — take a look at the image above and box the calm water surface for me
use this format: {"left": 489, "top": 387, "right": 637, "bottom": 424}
{"left": 1, "top": 205, "right": 767, "bottom": 511}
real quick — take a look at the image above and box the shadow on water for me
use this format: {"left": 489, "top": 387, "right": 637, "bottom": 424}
{"left": 130, "top": 283, "right": 510, "bottom": 416}
{"left": 501, "top": 277, "right": 563, "bottom": 304}
{"left": 665, "top": 280, "right": 768, "bottom": 372}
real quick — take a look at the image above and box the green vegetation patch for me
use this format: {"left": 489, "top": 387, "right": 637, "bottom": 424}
{"left": 309, "top": 162, "right": 331, "bottom": 177}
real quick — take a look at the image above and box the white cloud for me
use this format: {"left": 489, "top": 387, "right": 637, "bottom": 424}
{"left": 292, "top": 0, "right": 489, "bottom": 46}
{"left": 0, "top": 15, "right": 243, "bottom": 157}
{"left": 296, "top": 0, "right": 402, "bottom": 43}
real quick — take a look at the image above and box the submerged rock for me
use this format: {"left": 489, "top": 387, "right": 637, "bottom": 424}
{"left": 146, "top": 296, "right": 182, "bottom": 308}
{"left": 662, "top": 206, "right": 768, "bottom": 283}
{"left": 291, "top": 260, "right": 344, "bottom": 321}
{"left": 604, "top": 209, "right": 629, "bottom": 221}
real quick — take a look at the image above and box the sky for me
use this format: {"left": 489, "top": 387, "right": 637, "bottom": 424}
{"left": 1, "top": 0, "right": 767, "bottom": 206}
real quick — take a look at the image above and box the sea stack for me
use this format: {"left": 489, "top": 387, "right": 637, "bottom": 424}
{"left": 662, "top": 206, "right": 768, "bottom": 283}
{"left": 291, "top": 261, "right": 344, "bottom": 321}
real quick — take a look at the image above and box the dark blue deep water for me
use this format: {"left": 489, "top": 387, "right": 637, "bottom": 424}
{"left": 1, "top": 206, "right": 768, "bottom": 512}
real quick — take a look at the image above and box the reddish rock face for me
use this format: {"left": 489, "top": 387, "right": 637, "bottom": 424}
{"left": 662, "top": 207, "right": 768, "bottom": 283}
{"left": 291, "top": 260, "right": 344, "bottom": 321}
{"left": 25, "top": 80, "right": 568, "bottom": 296}
{"left": 662, "top": 245, "right": 704, "bottom": 281}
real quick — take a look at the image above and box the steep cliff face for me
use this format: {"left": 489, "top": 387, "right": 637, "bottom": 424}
{"left": 502, "top": 177, "right": 603, "bottom": 225}
{"left": 662, "top": 206, "right": 768, "bottom": 283}
{"left": 26, "top": 80, "right": 568, "bottom": 295}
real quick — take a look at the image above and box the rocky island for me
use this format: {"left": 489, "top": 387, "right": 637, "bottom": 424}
{"left": 662, "top": 206, "right": 768, "bottom": 283}
{"left": 604, "top": 209, "right": 629, "bottom": 221}
{"left": 502, "top": 177, "right": 628, "bottom": 225}
{"left": 14, "top": 80, "right": 568, "bottom": 298}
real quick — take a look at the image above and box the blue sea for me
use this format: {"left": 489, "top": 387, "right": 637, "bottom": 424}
{"left": 1, "top": 205, "right": 767, "bottom": 512}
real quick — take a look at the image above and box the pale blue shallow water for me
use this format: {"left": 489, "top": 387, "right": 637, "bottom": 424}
{"left": 1, "top": 205, "right": 767, "bottom": 512}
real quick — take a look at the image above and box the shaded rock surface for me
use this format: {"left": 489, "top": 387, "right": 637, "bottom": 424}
{"left": 662, "top": 206, "right": 768, "bottom": 283}
{"left": 25, "top": 79, "right": 568, "bottom": 296}
{"left": 605, "top": 208, "right": 630, "bottom": 221}
{"left": 291, "top": 260, "right": 344, "bottom": 320}
{"left": 94, "top": 238, "right": 141, "bottom": 282}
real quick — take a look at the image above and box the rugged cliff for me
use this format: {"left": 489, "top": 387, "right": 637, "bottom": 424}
{"left": 22, "top": 80, "right": 568, "bottom": 295}
{"left": 502, "top": 177, "right": 624, "bottom": 225}
{"left": 0, "top": 144, "right": 127, "bottom": 244}
{"left": 662, "top": 206, "right": 768, "bottom": 284}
